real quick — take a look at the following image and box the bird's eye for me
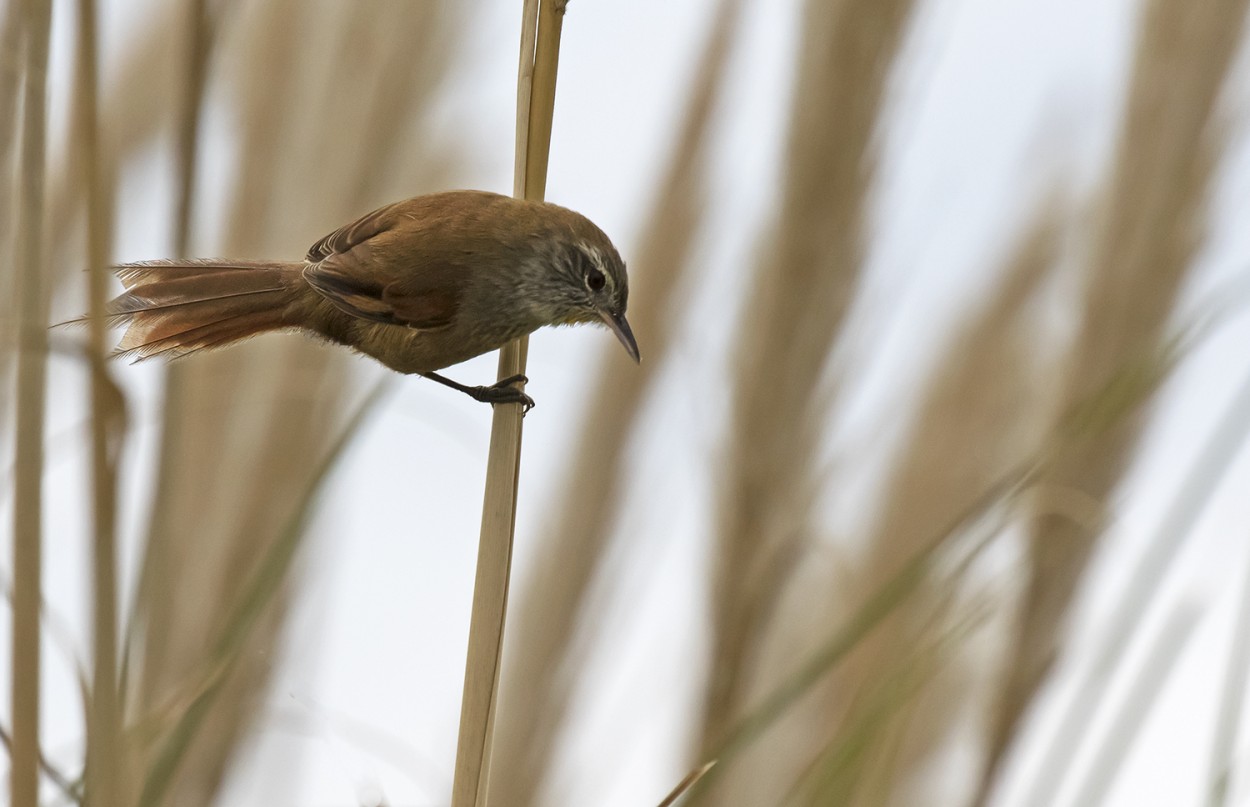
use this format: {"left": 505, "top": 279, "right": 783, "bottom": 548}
{"left": 586, "top": 267, "right": 606, "bottom": 291}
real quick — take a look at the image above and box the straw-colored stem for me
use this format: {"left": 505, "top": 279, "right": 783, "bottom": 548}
{"left": 523, "top": 0, "right": 564, "bottom": 200}
{"left": 75, "top": 0, "right": 124, "bottom": 803}
{"left": 512, "top": 0, "right": 539, "bottom": 199}
{"left": 450, "top": 1, "right": 564, "bottom": 804}
{"left": 0, "top": 0, "right": 22, "bottom": 393}
{"left": 0, "top": 0, "right": 23, "bottom": 404}
{"left": 0, "top": 1, "right": 20, "bottom": 206}
{"left": 173, "top": 0, "right": 210, "bottom": 258}
{"left": 489, "top": 5, "right": 738, "bottom": 801}
{"left": 657, "top": 762, "right": 718, "bottom": 807}
{"left": 11, "top": 1, "right": 53, "bottom": 806}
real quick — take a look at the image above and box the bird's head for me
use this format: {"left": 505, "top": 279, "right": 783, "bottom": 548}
{"left": 524, "top": 210, "right": 640, "bottom": 363}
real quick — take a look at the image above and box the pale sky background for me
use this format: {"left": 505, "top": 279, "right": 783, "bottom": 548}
{"left": 8, "top": 0, "right": 1250, "bottom": 806}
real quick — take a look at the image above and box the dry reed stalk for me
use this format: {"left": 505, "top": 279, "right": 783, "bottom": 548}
{"left": 488, "top": 3, "right": 740, "bottom": 803}
{"left": 0, "top": 0, "right": 22, "bottom": 416}
{"left": 0, "top": 0, "right": 19, "bottom": 220}
{"left": 979, "top": 1, "right": 1250, "bottom": 801}
{"left": 10, "top": 1, "right": 53, "bottom": 806}
{"left": 0, "top": 722, "right": 78, "bottom": 798}
{"left": 172, "top": 0, "right": 212, "bottom": 257}
{"left": 797, "top": 213, "right": 1058, "bottom": 807}
{"left": 657, "top": 761, "right": 718, "bottom": 807}
{"left": 451, "top": 1, "right": 565, "bottom": 803}
{"left": 120, "top": 3, "right": 465, "bottom": 803}
{"left": 449, "top": 0, "right": 537, "bottom": 800}
{"left": 699, "top": 0, "right": 915, "bottom": 799}
{"left": 74, "top": 0, "right": 124, "bottom": 803}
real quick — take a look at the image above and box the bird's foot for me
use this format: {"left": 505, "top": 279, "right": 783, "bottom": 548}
{"left": 420, "top": 371, "right": 535, "bottom": 413}
{"left": 469, "top": 374, "right": 534, "bottom": 413}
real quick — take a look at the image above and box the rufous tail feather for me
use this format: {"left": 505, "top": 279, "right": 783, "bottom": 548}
{"left": 106, "top": 260, "right": 303, "bottom": 360}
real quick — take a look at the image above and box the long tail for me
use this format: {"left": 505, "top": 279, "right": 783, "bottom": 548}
{"left": 108, "top": 259, "right": 304, "bottom": 360}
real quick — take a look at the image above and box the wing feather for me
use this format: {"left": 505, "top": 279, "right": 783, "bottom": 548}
{"left": 305, "top": 201, "right": 411, "bottom": 263}
{"left": 302, "top": 197, "right": 465, "bottom": 330}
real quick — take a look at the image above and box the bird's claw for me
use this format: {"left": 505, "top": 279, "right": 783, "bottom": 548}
{"left": 471, "top": 374, "right": 534, "bottom": 413}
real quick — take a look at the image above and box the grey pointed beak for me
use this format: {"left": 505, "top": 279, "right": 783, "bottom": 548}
{"left": 598, "top": 308, "right": 640, "bottom": 363}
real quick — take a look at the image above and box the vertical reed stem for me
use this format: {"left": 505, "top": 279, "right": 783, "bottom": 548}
{"left": 450, "top": 1, "right": 566, "bottom": 805}
{"left": 75, "top": 0, "right": 123, "bottom": 802}
{"left": 10, "top": 0, "right": 53, "bottom": 805}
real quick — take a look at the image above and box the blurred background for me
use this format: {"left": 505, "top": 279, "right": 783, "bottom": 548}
{"left": 4, "top": 0, "right": 1250, "bottom": 805}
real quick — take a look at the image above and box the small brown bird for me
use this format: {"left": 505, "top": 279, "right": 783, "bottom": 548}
{"left": 107, "top": 190, "right": 639, "bottom": 410}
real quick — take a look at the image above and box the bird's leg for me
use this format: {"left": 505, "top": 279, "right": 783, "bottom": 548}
{"left": 420, "top": 371, "right": 534, "bottom": 412}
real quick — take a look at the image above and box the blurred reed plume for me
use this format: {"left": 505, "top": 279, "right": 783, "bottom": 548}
{"left": 981, "top": 0, "right": 1250, "bottom": 803}
{"left": 5, "top": 1, "right": 1250, "bottom": 806}
{"left": 7, "top": 1, "right": 465, "bottom": 804}
{"left": 694, "top": 0, "right": 918, "bottom": 803}
{"left": 125, "top": 3, "right": 465, "bottom": 803}
{"left": 797, "top": 209, "right": 1058, "bottom": 807}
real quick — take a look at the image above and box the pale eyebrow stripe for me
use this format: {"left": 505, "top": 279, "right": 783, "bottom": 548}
{"left": 575, "top": 240, "right": 614, "bottom": 287}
